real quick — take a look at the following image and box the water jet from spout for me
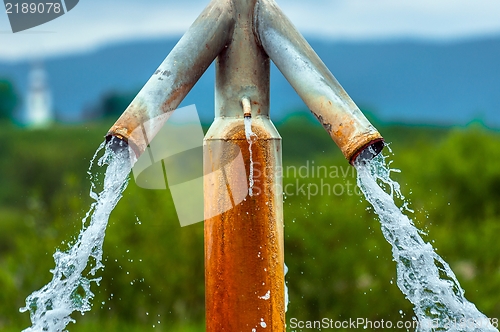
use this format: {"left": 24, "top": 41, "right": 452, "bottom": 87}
{"left": 351, "top": 138, "right": 384, "bottom": 165}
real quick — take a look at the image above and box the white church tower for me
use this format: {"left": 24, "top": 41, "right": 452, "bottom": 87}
{"left": 25, "top": 62, "right": 53, "bottom": 127}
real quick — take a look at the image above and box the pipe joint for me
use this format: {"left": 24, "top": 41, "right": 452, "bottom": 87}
{"left": 241, "top": 97, "right": 252, "bottom": 118}
{"left": 254, "top": 0, "right": 383, "bottom": 162}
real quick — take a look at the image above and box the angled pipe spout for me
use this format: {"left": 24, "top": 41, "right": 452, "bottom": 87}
{"left": 106, "top": 0, "right": 235, "bottom": 158}
{"left": 254, "top": 0, "right": 384, "bottom": 163}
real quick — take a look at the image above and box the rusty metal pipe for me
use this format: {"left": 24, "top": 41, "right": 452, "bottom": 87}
{"left": 204, "top": 119, "right": 284, "bottom": 331}
{"left": 106, "top": 0, "right": 235, "bottom": 158}
{"left": 254, "top": 0, "right": 383, "bottom": 163}
{"left": 241, "top": 97, "right": 252, "bottom": 117}
{"left": 204, "top": 0, "right": 285, "bottom": 330}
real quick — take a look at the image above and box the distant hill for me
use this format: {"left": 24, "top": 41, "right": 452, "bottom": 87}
{"left": 0, "top": 36, "right": 499, "bottom": 127}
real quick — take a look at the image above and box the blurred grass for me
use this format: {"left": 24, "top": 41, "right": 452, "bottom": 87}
{"left": 0, "top": 116, "right": 499, "bottom": 331}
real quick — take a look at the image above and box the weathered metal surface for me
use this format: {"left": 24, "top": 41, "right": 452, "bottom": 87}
{"left": 254, "top": 0, "right": 384, "bottom": 163}
{"left": 106, "top": 0, "right": 235, "bottom": 157}
{"left": 215, "top": 0, "right": 270, "bottom": 119}
{"left": 205, "top": 0, "right": 285, "bottom": 330}
{"left": 204, "top": 118, "right": 284, "bottom": 332}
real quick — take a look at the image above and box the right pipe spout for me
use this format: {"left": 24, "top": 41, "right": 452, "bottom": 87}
{"left": 254, "top": 0, "right": 384, "bottom": 164}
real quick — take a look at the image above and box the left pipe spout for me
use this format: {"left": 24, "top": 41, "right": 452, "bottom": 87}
{"left": 105, "top": 134, "right": 129, "bottom": 152}
{"left": 105, "top": 0, "right": 235, "bottom": 159}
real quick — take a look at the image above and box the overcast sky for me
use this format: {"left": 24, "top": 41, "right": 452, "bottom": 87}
{"left": 1, "top": 0, "right": 500, "bottom": 61}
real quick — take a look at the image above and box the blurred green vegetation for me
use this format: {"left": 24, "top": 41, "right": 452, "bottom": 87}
{"left": 0, "top": 115, "right": 499, "bottom": 331}
{"left": 0, "top": 79, "right": 18, "bottom": 120}
{"left": 95, "top": 90, "right": 138, "bottom": 119}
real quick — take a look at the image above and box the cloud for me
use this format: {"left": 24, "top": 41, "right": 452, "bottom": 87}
{"left": 281, "top": 0, "right": 500, "bottom": 39}
{"left": 1, "top": 0, "right": 500, "bottom": 61}
{"left": 0, "top": 0, "right": 204, "bottom": 61}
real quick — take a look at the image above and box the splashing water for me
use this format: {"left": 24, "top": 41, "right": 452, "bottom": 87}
{"left": 20, "top": 140, "right": 131, "bottom": 332}
{"left": 284, "top": 263, "right": 289, "bottom": 312}
{"left": 355, "top": 152, "right": 497, "bottom": 331}
{"left": 244, "top": 116, "right": 257, "bottom": 196}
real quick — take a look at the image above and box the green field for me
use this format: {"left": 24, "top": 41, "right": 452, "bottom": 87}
{"left": 1, "top": 115, "right": 499, "bottom": 331}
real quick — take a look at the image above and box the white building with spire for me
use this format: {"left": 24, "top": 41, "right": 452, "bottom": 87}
{"left": 24, "top": 63, "right": 53, "bottom": 127}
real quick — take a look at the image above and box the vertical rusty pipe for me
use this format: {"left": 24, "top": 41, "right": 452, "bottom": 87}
{"left": 106, "top": 0, "right": 234, "bottom": 158}
{"left": 254, "top": 0, "right": 383, "bottom": 163}
{"left": 204, "top": 0, "right": 285, "bottom": 330}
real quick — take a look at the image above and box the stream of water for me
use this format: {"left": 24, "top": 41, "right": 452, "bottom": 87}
{"left": 20, "top": 140, "right": 131, "bottom": 332}
{"left": 244, "top": 116, "right": 256, "bottom": 196}
{"left": 19, "top": 131, "right": 496, "bottom": 332}
{"left": 355, "top": 152, "right": 497, "bottom": 331}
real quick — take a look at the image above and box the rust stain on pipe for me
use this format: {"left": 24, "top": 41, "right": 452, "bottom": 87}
{"left": 204, "top": 119, "right": 284, "bottom": 331}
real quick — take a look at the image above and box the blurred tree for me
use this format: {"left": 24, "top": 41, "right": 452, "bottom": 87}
{"left": 0, "top": 79, "right": 18, "bottom": 120}
{"left": 99, "top": 90, "right": 137, "bottom": 118}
